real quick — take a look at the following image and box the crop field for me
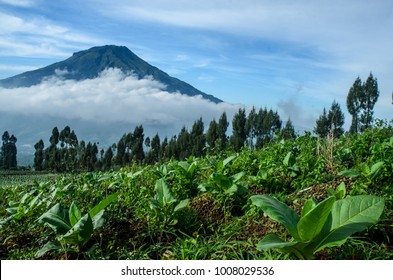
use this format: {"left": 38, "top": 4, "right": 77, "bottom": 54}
{"left": 0, "top": 171, "right": 59, "bottom": 188}
{"left": 1, "top": 125, "right": 392, "bottom": 260}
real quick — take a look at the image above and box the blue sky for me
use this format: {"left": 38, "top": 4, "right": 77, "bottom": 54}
{"left": 0, "top": 0, "right": 392, "bottom": 132}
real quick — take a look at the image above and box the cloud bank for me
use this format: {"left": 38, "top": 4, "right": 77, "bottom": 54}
{"left": 0, "top": 68, "right": 239, "bottom": 135}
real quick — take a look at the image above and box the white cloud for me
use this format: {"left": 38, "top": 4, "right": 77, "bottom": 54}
{"left": 0, "top": 68, "right": 239, "bottom": 132}
{"left": 0, "top": 11, "right": 100, "bottom": 57}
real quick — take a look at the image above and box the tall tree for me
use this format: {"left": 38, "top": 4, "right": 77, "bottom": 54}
{"left": 1, "top": 131, "right": 17, "bottom": 169}
{"left": 190, "top": 118, "right": 205, "bottom": 157}
{"left": 217, "top": 112, "right": 229, "bottom": 151}
{"left": 206, "top": 119, "right": 218, "bottom": 151}
{"left": 246, "top": 107, "right": 258, "bottom": 149}
{"left": 103, "top": 146, "right": 113, "bottom": 171}
{"left": 360, "top": 73, "right": 379, "bottom": 132}
{"left": 346, "top": 74, "right": 379, "bottom": 133}
{"left": 177, "top": 127, "right": 190, "bottom": 159}
{"left": 281, "top": 118, "right": 296, "bottom": 140}
{"left": 328, "top": 101, "right": 345, "bottom": 137}
{"left": 230, "top": 108, "right": 247, "bottom": 151}
{"left": 315, "top": 108, "right": 329, "bottom": 138}
{"left": 132, "top": 125, "right": 145, "bottom": 162}
{"left": 34, "top": 139, "right": 45, "bottom": 171}
{"left": 346, "top": 77, "right": 363, "bottom": 134}
{"left": 315, "top": 101, "right": 345, "bottom": 138}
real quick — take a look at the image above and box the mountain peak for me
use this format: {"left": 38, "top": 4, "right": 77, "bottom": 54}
{"left": 0, "top": 45, "right": 222, "bottom": 103}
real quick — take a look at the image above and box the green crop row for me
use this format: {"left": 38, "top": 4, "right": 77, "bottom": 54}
{"left": 0, "top": 125, "right": 392, "bottom": 260}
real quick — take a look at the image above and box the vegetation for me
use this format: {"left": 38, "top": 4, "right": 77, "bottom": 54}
{"left": 0, "top": 75, "right": 391, "bottom": 260}
{"left": 1, "top": 120, "right": 392, "bottom": 260}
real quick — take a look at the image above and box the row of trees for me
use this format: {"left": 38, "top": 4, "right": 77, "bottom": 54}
{"left": 34, "top": 126, "right": 100, "bottom": 172}
{"left": 314, "top": 73, "right": 379, "bottom": 138}
{"left": 12, "top": 73, "right": 380, "bottom": 172}
{"left": 0, "top": 131, "right": 18, "bottom": 170}
{"left": 34, "top": 108, "right": 294, "bottom": 172}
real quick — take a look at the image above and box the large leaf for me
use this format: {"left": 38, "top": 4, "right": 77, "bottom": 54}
{"left": 370, "top": 161, "right": 384, "bottom": 180}
{"left": 88, "top": 192, "right": 118, "bottom": 218}
{"left": 257, "top": 233, "right": 299, "bottom": 250}
{"left": 297, "top": 196, "right": 335, "bottom": 242}
{"left": 69, "top": 202, "right": 82, "bottom": 227}
{"left": 35, "top": 241, "right": 62, "bottom": 258}
{"left": 174, "top": 199, "right": 189, "bottom": 212}
{"left": 231, "top": 171, "right": 245, "bottom": 183}
{"left": 301, "top": 198, "right": 316, "bottom": 218}
{"left": 212, "top": 173, "right": 231, "bottom": 190}
{"left": 154, "top": 179, "right": 175, "bottom": 205}
{"left": 63, "top": 213, "right": 94, "bottom": 246}
{"left": 92, "top": 209, "right": 105, "bottom": 230}
{"left": 251, "top": 195, "right": 300, "bottom": 240}
{"left": 38, "top": 203, "right": 71, "bottom": 234}
{"left": 315, "top": 195, "right": 384, "bottom": 251}
{"left": 338, "top": 169, "right": 360, "bottom": 178}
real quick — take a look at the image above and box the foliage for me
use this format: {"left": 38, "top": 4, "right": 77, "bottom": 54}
{"left": 146, "top": 178, "right": 189, "bottom": 240}
{"left": 0, "top": 131, "right": 18, "bottom": 170}
{"left": 1, "top": 122, "right": 392, "bottom": 260}
{"left": 347, "top": 74, "right": 379, "bottom": 133}
{"left": 251, "top": 191, "right": 384, "bottom": 259}
{"left": 36, "top": 193, "right": 118, "bottom": 259}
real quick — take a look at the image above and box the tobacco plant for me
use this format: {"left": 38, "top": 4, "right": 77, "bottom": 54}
{"left": 251, "top": 189, "right": 385, "bottom": 259}
{"left": 36, "top": 192, "right": 118, "bottom": 259}
{"left": 146, "top": 178, "right": 189, "bottom": 239}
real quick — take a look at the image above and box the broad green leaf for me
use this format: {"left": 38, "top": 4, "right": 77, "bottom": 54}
{"left": 38, "top": 203, "right": 71, "bottom": 234}
{"left": 301, "top": 198, "right": 317, "bottom": 218}
{"left": 315, "top": 195, "right": 384, "bottom": 251}
{"left": 283, "top": 152, "right": 292, "bottom": 166}
{"left": 231, "top": 171, "right": 245, "bottom": 183}
{"left": 92, "top": 209, "right": 105, "bottom": 229}
{"left": 28, "top": 194, "right": 41, "bottom": 208}
{"left": 188, "top": 162, "right": 198, "bottom": 176}
{"left": 88, "top": 192, "right": 118, "bottom": 218}
{"left": 35, "top": 241, "right": 62, "bottom": 258}
{"left": 197, "top": 183, "right": 209, "bottom": 193}
{"left": 212, "top": 173, "right": 231, "bottom": 190}
{"left": 370, "top": 161, "right": 384, "bottom": 175}
{"left": 223, "top": 155, "right": 236, "bottom": 168}
{"left": 251, "top": 195, "right": 300, "bottom": 240}
{"left": 69, "top": 202, "right": 81, "bottom": 227}
{"left": 64, "top": 213, "right": 93, "bottom": 246}
{"left": 154, "top": 179, "right": 175, "bottom": 205}
{"left": 335, "top": 182, "right": 346, "bottom": 200}
{"left": 178, "top": 161, "right": 190, "bottom": 172}
{"left": 370, "top": 161, "right": 384, "bottom": 180}
{"left": 174, "top": 199, "right": 189, "bottom": 212}
{"left": 338, "top": 169, "right": 360, "bottom": 178}
{"left": 297, "top": 196, "right": 335, "bottom": 242}
{"left": 257, "top": 233, "right": 298, "bottom": 250}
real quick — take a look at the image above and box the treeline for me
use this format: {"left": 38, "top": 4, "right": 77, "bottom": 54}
{"left": 2, "top": 73, "right": 380, "bottom": 172}
{"left": 0, "top": 131, "right": 18, "bottom": 170}
{"left": 32, "top": 107, "right": 295, "bottom": 172}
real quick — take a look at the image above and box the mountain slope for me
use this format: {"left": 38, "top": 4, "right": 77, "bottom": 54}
{"left": 0, "top": 45, "right": 222, "bottom": 103}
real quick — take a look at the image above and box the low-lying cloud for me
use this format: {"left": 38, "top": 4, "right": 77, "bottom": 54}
{"left": 0, "top": 68, "right": 239, "bottom": 136}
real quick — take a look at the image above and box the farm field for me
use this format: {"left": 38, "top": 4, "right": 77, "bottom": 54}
{"left": 1, "top": 124, "right": 392, "bottom": 260}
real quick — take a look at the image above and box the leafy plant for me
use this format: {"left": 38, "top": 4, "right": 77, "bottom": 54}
{"left": 339, "top": 161, "right": 384, "bottom": 194}
{"left": 251, "top": 192, "right": 385, "bottom": 259}
{"left": 147, "top": 178, "right": 189, "bottom": 239}
{"left": 1, "top": 190, "right": 45, "bottom": 227}
{"left": 36, "top": 192, "right": 118, "bottom": 259}
{"left": 198, "top": 171, "right": 248, "bottom": 217}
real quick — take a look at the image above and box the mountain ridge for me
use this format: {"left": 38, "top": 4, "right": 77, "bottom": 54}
{"left": 0, "top": 45, "right": 222, "bottom": 103}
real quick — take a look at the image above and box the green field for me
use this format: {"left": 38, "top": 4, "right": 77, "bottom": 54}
{"left": 1, "top": 125, "right": 392, "bottom": 260}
